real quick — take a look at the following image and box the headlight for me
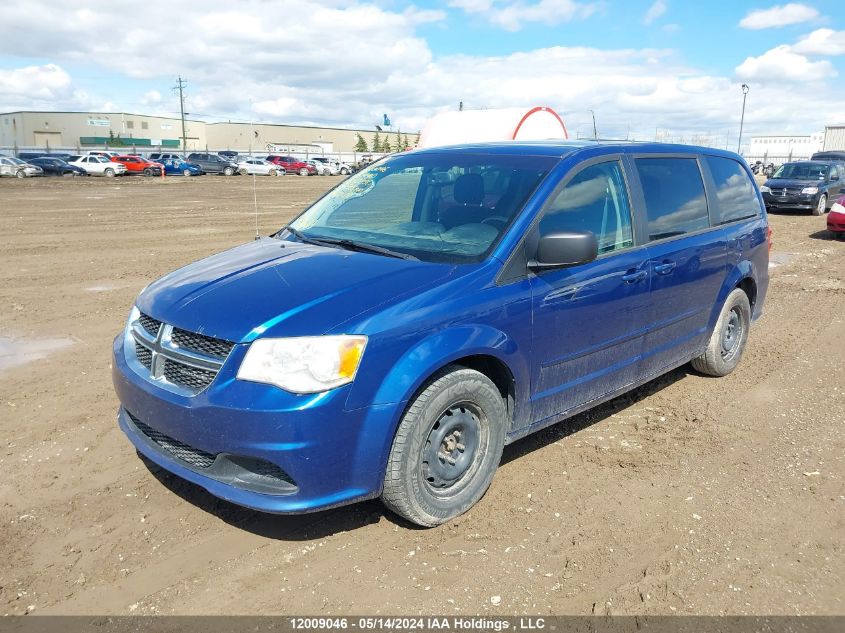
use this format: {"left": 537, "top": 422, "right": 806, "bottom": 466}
{"left": 760, "top": 185, "right": 771, "bottom": 193}
{"left": 801, "top": 187, "right": 819, "bottom": 195}
{"left": 237, "top": 336, "right": 367, "bottom": 393}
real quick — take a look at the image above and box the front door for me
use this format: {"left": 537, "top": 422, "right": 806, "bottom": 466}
{"left": 529, "top": 158, "right": 651, "bottom": 423}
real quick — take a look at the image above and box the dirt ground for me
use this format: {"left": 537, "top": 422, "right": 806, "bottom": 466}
{"left": 0, "top": 173, "right": 842, "bottom": 617}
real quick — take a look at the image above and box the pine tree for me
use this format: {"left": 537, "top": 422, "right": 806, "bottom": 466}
{"left": 414, "top": 131, "right": 420, "bottom": 146}
{"left": 354, "top": 133, "right": 368, "bottom": 152}
{"left": 372, "top": 132, "right": 380, "bottom": 153}
{"left": 403, "top": 133, "right": 409, "bottom": 150}
{"left": 382, "top": 136, "right": 391, "bottom": 153}
{"left": 395, "top": 130, "right": 402, "bottom": 151}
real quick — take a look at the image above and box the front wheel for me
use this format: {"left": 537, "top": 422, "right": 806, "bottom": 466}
{"left": 104, "top": 168, "right": 115, "bottom": 177}
{"left": 298, "top": 167, "right": 309, "bottom": 176}
{"left": 381, "top": 366, "right": 507, "bottom": 527}
{"left": 15, "top": 170, "right": 26, "bottom": 178}
{"left": 812, "top": 194, "right": 827, "bottom": 216}
{"left": 223, "top": 166, "right": 235, "bottom": 176}
{"left": 340, "top": 167, "right": 349, "bottom": 175}
{"left": 143, "top": 168, "right": 153, "bottom": 177}
{"left": 691, "top": 288, "right": 751, "bottom": 377}
{"left": 182, "top": 168, "right": 192, "bottom": 177}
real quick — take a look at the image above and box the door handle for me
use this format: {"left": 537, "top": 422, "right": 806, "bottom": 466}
{"left": 622, "top": 270, "right": 647, "bottom": 284}
{"left": 654, "top": 261, "right": 676, "bottom": 275}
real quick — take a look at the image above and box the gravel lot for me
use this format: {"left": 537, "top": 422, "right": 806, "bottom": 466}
{"left": 0, "top": 174, "right": 842, "bottom": 616}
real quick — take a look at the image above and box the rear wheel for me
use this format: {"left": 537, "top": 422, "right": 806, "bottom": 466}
{"left": 812, "top": 194, "right": 827, "bottom": 216}
{"left": 691, "top": 288, "right": 751, "bottom": 377}
{"left": 104, "top": 168, "right": 115, "bottom": 177}
{"left": 381, "top": 366, "right": 507, "bottom": 527}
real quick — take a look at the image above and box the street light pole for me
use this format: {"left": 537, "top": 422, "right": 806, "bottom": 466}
{"left": 589, "top": 109, "right": 598, "bottom": 140}
{"left": 737, "top": 83, "right": 749, "bottom": 155}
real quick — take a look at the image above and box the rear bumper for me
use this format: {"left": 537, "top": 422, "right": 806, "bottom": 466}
{"left": 112, "top": 335, "right": 398, "bottom": 513}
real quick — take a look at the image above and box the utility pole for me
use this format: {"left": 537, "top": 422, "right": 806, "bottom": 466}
{"left": 589, "top": 109, "right": 598, "bottom": 140}
{"left": 174, "top": 76, "right": 188, "bottom": 156}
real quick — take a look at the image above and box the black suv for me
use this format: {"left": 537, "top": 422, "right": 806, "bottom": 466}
{"left": 186, "top": 153, "right": 240, "bottom": 176}
{"left": 761, "top": 160, "right": 845, "bottom": 216}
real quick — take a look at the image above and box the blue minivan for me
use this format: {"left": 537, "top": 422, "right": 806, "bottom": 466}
{"left": 113, "top": 141, "right": 770, "bottom": 526}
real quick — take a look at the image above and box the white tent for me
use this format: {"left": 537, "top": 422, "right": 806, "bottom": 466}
{"left": 417, "top": 106, "right": 568, "bottom": 149}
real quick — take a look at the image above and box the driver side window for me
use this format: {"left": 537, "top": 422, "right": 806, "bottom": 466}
{"left": 540, "top": 160, "right": 634, "bottom": 255}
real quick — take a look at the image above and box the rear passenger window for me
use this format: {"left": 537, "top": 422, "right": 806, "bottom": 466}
{"left": 541, "top": 161, "right": 634, "bottom": 255}
{"left": 636, "top": 158, "right": 709, "bottom": 241}
{"left": 705, "top": 156, "right": 761, "bottom": 224}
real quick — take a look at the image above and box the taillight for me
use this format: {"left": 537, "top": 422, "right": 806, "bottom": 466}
{"left": 766, "top": 226, "right": 773, "bottom": 252}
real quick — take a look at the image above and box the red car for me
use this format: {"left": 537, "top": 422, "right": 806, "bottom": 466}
{"left": 828, "top": 194, "right": 845, "bottom": 237}
{"left": 111, "top": 155, "right": 163, "bottom": 177}
{"left": 266, "top": 155, "right": 316, "bottom": 176}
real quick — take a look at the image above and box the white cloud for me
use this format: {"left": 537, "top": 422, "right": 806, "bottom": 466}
{"left": 1, "top": 2, "right": 844, "bottom": 141}
{"left": 735, "top": 44, "right": 836, "bottom": 81}
{"left": 643, "top": 0, "right": 667, "bottom": 25}
{"left": 739, "top": 3, "right": 819, "bottom": 30}
{"left": 449, "top": 0, "right": 597, "bottom": 32}
{"left": 141, "top": 90, "right": 162, "bottom": 105}
{"left": 792, "top": 28, "right": 845, "bottom": 55}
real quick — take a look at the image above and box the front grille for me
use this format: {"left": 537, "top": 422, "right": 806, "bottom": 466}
{"left": 129, "top": 412, "right": 216, "bottom": 469}
{"left": 135, "top": 342, "right": 153, "bottom": 369}
{"left": 172, "top": 328, "right": 235, "bottom": 359}
{"left": 772, "top": 187, "right": 802, "bottom": 197}
{"left": 131, "top": 313, "right": 235, "bottom": 395}
{"left": 163, "top": 359, "right": 217, "bottom": 391}
{"left": 139, "top": 313, "right": 161, "bottom": 337}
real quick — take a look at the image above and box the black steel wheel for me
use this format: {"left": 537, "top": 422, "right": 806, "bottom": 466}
{"left": 382, "top": 366, "right": 507, "bottom": 527}
{"left": 691, "top": 287, "right": 751, "bottom": 377}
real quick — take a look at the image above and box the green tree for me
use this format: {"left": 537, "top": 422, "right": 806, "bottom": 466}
{"left": 354, "top": 133, "right": 368, "bottom": 152}
{"left": 372, "top": 132, "right": 380, "bottom": 154}
{"left": 414, "top": 131, "right": 420, "bottom": 146}
{"left": 403, "top": 133, "right": 410, "bottom": 149}
{"left": 107, "top": 130, "right": 125, "bottom": 147}
{"left": 395, "top": 130, "right": 402, "bottom": 151}
{"left": 381, "top": 136, "right": 391, "bottom": 153}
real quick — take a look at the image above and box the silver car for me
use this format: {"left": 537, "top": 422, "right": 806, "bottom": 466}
{"left": 0, "top": 156, "right": 43, "bottom": 178}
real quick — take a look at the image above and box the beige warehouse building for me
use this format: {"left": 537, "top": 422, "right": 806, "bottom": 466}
{"left": 0, "top": 110, "right": 383, "bottom": 154}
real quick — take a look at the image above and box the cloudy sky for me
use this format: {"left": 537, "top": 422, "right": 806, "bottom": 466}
{"left": 0, "top": 1, "right": 843, "bottom": 145}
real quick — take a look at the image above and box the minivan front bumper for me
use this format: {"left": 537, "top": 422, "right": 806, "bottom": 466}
{"left": 112, "top": 335, "right": 398, "bottom": 513}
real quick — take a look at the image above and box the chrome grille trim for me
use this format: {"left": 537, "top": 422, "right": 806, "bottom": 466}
{"left": 127, "top": 312, "right": 235, "bottom": 395}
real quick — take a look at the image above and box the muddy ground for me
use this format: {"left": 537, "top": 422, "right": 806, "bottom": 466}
{"left": 0, "top": 173, "right": 842, "bottom": 616}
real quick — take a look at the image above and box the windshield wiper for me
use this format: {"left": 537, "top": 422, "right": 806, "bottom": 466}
{"left": 280, "top": 226, "right": 417, "bottom": 260}
{"left": 314, "top": 237, "right": 419, "bottom": 261}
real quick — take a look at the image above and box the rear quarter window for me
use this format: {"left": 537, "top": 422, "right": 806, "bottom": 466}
{"left": 635, "top": 157, "right": 709, "bottom": 241}
{"left": 705, "top": 156, "right": 761, "bottom": 224}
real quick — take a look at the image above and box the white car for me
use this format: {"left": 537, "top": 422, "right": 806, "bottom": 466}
{"left": 312, "top": 157, "right": 352, "bottom": 175}
{"left": 0, "top": 156, "right": 43, "bottom": 177}
{"left": 69, "top": 155, "right": 127, "bottom": 177}
{"left": 87, "top": 150, "right": 122, "bottom": 159}
{"left": 237, "top": 158, "right": 285, "bottom": 176}
{"left": 304, "top": 159, "right": 330, "bottom": 176}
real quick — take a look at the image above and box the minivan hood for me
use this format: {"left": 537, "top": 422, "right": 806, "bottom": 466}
{"left": 136, "top": 238, "right": 457, "bottom": 342}
{"left": 765, "top": 178, "right": 825, "bottom": 188}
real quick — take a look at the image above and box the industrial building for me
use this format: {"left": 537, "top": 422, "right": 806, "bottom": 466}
{"left": 746, "top": 131, "right": 824, "bottom": 162}
{"left": 0, "top": 110, "right": 381, "bottom": 154}
{"left": 823, "top": 124, "right": 845, "bottom": 151}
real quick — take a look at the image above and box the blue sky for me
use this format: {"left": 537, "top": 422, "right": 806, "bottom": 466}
{"left": 1, "top": 1, "right": 844, "bottom": 146}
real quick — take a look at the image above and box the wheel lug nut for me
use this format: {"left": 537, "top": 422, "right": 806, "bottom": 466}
{"left": 456, "top": 443, "right": 465, "bottom": 452}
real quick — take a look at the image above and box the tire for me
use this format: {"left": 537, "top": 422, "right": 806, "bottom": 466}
{"left": 340, "top": 167, "right": 349, "bottom": 175}
{"left": 222, "top": 167, "right": 233, "bottom": 176}
{"left": 812, "top": 194, "right": 826, "bottom": 216}
{"left": 104, "top": 168, "right": 115, "bottom": 177}
{"left": 299, "top": 167, "right": 309, "bottom": 176}
{"left": 183, "top": 168, "right": 192, "bottom": 177}
{"left": 381, "top": 366, "right": 507, "bottom": 527}
{"left": 239, "top": 168, "right": 249, "bottom": 176}
{"left": 691, "top": 287, "right": 751, "bottom": 377}
{"left": 15, "top": 170, "right": 25, "bottom": 178}
{"left": 143, "top": 168, "right": 153, "bottom": 177}
{"left": 276, "top": 168, "right": 286, "bottom": 176}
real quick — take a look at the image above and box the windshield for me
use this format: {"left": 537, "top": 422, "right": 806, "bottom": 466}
{"left": 773, "top": 162, "right": 830, "bottom": 180}
{"left": 9, "top": 157, "right": 26, "bottom": 165}
{"left": 284, "top": 152, "right": 556, "bottom": 263}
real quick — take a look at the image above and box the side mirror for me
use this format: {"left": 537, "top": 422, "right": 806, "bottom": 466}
{"left": 529, "top": 231, "right": 599, "bottom": 270}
